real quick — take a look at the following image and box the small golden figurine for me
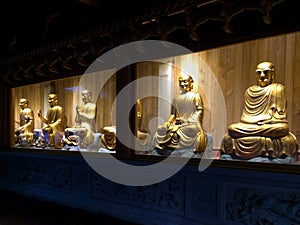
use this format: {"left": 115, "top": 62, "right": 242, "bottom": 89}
{"left": 153, "top": 73, "right": 208, "bottom": 155}
{"left": 15, "top": 98, "right": 34, "bottom": 146}
{"left": 100, "top": 126, "right": 116, "bottom": 150}
{"left": 221, "top": 61, "right": 298, "bottom": 162}
{"left": 38, "top": 93, "right": 66, "bottom": 148}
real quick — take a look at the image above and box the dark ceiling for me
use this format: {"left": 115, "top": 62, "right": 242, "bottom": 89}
{"left": 1, "top": 0, "right": 299, "bottom": 61}
{"left": 0, "top": 0, "right": 164, "bottom": 60}
{"left": 0, "top": 0, "right": 300, "bottom": 87}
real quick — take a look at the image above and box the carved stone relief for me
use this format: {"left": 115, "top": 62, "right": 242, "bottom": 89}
{"left": 18, "top": 159, "right": 72, "bottom": 191}
{"left": 185, "top": 177, "right": 218, "bottom": 221}
{"left": 90, "top": 171, "right": 185, "bottom": 215}
{"left": 226, "top": 187, "right": 300, "bottom": 225}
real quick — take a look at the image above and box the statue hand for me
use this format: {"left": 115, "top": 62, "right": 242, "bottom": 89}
{"left": 37, "top": 109, "right": 42, "bottom": 117}
{"left": 43, "top": 125, "right": 52, "bottom": 133}
{"left": 176, "top": 118, "right": 185, "bottom": 125}
{"left": 18, "top": 127, "right": 24, "bottom": 133}
{"left": 163, "top": 121, "right": 171, "bottom": 128}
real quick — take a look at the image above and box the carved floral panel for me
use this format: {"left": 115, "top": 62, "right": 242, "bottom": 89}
{"left": 18, "top": 159, "right": 72, "bottom": 192}
{"left": 90, "top": 170, "right": 185, "bottom": 215}
{"left": 226, "top": 186, "right": 300, "bottom": 225}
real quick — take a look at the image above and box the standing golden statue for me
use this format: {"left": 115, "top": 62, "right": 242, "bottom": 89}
{"left": 38, "top": 93, "right": 66, "bottom": 148}
{"left": 221, "top": 61, "right": 298, "bottom": 162}
{"left": 153, "top": 73, "right": 208, "bottom": 156}
{"left": 15, "top": 98, "right": 34, "bottom": 145}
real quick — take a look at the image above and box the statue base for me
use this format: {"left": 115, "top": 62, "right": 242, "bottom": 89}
{"left": 152, "top": 133, "right": 213, "bottom": 158}
{"left": 221, "top": 132, "right": 298, "bottom": 163}
{"left": 220, "top": 153, "right": 296, "bottom": 164}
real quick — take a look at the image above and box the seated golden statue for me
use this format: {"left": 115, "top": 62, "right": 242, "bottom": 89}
{"left": 62, "top": 90, "right": 97, "bottom": 150}
{"left": 73, "top": 89, "right": 97, "bottom": 148}
{"left": 153, "top": 73, "right": 208, "bottom": 156}
{"left": 221, "top": 61, "right": 298, "bottom": 162}
{"left": 75, "top": 90, "right": 97, "bottom": 132}
{"left": 15, "top": 98, "right": 34, "bottom": 146}
{"left": 38, "top": 93, "right": 66, "bottom": 148}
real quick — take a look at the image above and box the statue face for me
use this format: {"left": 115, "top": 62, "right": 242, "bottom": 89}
{"left": 256, "top": 62, "right": 274, "bottom": 87}
{"left": 82, "top": 93, "right": 91, "bottom": 103}
{"left": 19, "top": 98, "right": 28, "bottom": 110}
{"left": 81, "top": 90, "right": 92, "bottom": 103}
{"left": 48, "top": 94, "right": 58, "bottom": 108}
{"left": 179, "top": 74, "right": 193, "bottom": 92}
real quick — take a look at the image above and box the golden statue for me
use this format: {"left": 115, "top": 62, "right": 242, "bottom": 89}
{"left": 38, "top": 93, "right": 66, "bottom": 148}
{"left": 96, "top": 99, "right": 149, "bottom": 152}
{"left": 135, "top": 98, "right": 149, "bottom": 140}
{"left": 133, "top": 99, "right": 153, "bottom": 154}
{"left": 70, "top": 89, "right": 97, "bottom": 148}
{"left": 100, "top": 126, "right": 116, "bottom": 150}
{"left": 153, "top": 73, "right": 207, "bottom": 155}
{"left": 15, "top": 98, "right": 34, "bottom": 145}
{"left": 75, "top": 90, "right": 96, "bottom": 132}
{"left": 221, "top": 61, "right": 298, "bottom": 162}
{"left": 63, "top": 90, "right": 96, "bottom": 150}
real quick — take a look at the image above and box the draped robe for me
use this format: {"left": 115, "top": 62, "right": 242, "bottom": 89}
{"left": 43, "top": 105, "right": 66, "bottom": 147}
{"left": 222, "top": 83, "right": 297, "bottom": 159}
{"left": 154, "top": 91, "right": 206, "bottom": 152}
{"left": 19, "top": 108, "right": 34, "bottom": 134}
{"left": 74, "top": 102, "right": 96, "bottom": 148}
{"left": 16, "top": 107, "right": 34, "bottom": 144}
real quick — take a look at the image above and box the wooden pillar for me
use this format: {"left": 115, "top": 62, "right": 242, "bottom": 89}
{"left": 116, "top": 64, "right": 136, "bottom": 159}
{"left": 0, "top": 83, "right": 11, "bottom": 149}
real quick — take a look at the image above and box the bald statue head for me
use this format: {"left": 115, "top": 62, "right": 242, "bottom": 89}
{"left": 48, "top": 94, "right": 59, "bottom": 108}
{"left": 256, "top": 61, "right": 275, "bottom": 87}
{"left": 19, "top": 98, "right": 29, "bottom": 110}
{"left": 178, "top": 73, "right": 194, "bottom": 92}
{"left": 81, "top": 90, "right": 92, "bottom": 104}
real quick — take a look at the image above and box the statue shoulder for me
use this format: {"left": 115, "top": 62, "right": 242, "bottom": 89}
{"left": 88, "top": 102, "right": 96, "bottom": 109}
{"left": 275, "top": 82, "right": 285, "bottom": 89}
{"left": 53, "top": 105, "right": 64, "bottom": 111}
{"left": 23, "top": 108, "right": 33, "bottom": 113}
{"left": 272, "top": 83, "right": 286, "bottom": 92}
